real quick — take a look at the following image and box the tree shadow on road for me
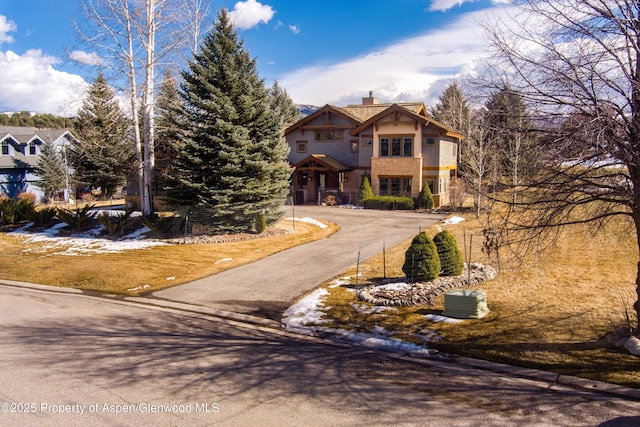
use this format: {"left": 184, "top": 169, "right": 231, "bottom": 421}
{"left": 4, "top": 308, "right": 637, "bottom": 424}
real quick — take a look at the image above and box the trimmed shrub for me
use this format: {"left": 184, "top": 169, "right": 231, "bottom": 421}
{"left": 433, "top": 230, "right": 464, "bottom": 276}
{"left": 402, "top": 232, "right": 440, "bottom": 282}
{"left": 356, "top": 174, "right": 374, "bottom": 206}
{"left": 363, "top": 196, "right": 414, "bottom": 210}
{"left": 29, "top": 206, "right": 58, "bottom": 227}
{"left": 416, "top": 183, "right": 434, "bottom": 210}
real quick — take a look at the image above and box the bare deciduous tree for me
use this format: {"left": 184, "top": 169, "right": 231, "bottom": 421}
{"left": 483, "top": 0, "right": 640, "bottom": 331}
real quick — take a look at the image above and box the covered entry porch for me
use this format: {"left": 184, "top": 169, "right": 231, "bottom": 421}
{"left": 292, "top": 154, "right": 353, "bottom": 204}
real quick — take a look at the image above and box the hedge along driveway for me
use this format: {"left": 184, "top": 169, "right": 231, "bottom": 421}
{"left": 152, "top": 206, "right": 444, "bottom": 319}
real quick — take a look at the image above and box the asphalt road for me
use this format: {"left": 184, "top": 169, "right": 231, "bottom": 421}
{"left": 2, "top": 285, "right": 640, "bottom": 427}
{"left": 152, "top": 206, "right": 445, "bottom": 318}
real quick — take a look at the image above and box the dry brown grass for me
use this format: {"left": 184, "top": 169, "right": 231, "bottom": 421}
{"left": 0, "top": 219, "right": 338, "bottom": 296}
{"left": 317, "top": 212, "right": 640, "bottom": 388}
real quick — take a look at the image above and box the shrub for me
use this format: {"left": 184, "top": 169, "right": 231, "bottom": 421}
{"left": 18, "top": 192, "right": 37, "bottom": 203}
{"left": 433, "top": 230, "right": 464, "bottom": 276}
{"left": 97, "top": 210, "right": 134, "bottom": 237}
{"left": 402, "top": 232, "right": 440, "bottom": 282}
{"left": 29, "top": 206, "right": 58, "bottom": 227}
{"left": 416, "top": 183, "right": 434, "bottom": 210}
{"left": 255, "top": 212, "right": 267, "bottom": 234}
{"left": 56, "top": 204, "right": 96, "bottom": 231}
{"left": 0, "top": 197, "right": 35, "bottom": 225}
{"left": 356, "top": 175, "right": 374, "bottom": 206}
{"left": 363, "top": 196, "right": 414, "bottom": 210}
{"left": 325, "top": 194, "right": 337, "bottom": 206}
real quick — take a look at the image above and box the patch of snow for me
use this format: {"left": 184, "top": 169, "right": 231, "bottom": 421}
{"left": 166, "top": 276, "right": 176, "bottom": 281}
{"left": 329, "top": 276, "right": 351, "bottom": 288}
{"left": 376, "top": 282, "right": 412, "bottom": 291}
{"left": 350, "top": 302, "right": 397, "bottom": 315}
{"left": 127, "top": 284, "right": 149, "bottom": 291}
{"left": 285, "top": 217, "right": 328, "bottom": 229}
{"left": 215, "top": 257, "right": 233, "bottom": 264}
{"left": 10, "top": 224, "right": 169, "bottom": 256}
{"left": 281, "top": 288, "right": 331, "bottom": 331}
{"left": 442, "top": 216, "right": 465, "bottom": 225}
{"left": 425, "top": 314, "right": 464, "bottom": 324}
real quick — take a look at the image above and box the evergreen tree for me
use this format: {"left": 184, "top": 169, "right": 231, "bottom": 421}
{"left": 34, "top": 139, "right": 67, "bottom": 202}
{"left": 166, "top": 9, "right": 291, "bottom": 232}
{"left": 433, "top": 230, "right": 464, "bottom": 276}
{"left": 356, "top": 174, "right": 374, "bottom": 205}
{"left": 269, "top": 80, "right": 300, "bottom": 130}
{"left": 402, "top": 232, "right": 440, "bottom": 282}
{"left": 416, "top": 182, "right": 434, "bottom": 210}
{"left": 71, "top": 72, "right": 133, "bottom": 198}
{"left": 430, "top": 82, "right": 470, "bottom": 135}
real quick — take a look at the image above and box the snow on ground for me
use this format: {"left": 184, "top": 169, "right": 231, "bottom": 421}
{"left": 442, "top": 216, "right": 465, "bottom": 225}
{"left": 11, "top": 223, "right": 169, "bottom": 256}
{"left": 285, "top": 217, "right": 328, "bottom": 228}
{"left": 282, "top": 282, "right": 446, "bottom": 358}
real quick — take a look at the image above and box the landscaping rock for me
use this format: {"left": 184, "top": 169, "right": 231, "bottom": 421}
{"left": 357, "top": 263, "right": 496, "bottom": 307}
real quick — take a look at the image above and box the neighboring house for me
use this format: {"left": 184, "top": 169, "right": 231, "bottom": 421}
{"left": 285, "top": 93, "right": 462, "bottom": 207}
{"left": 0, "top": 126, "right": 74, "bottom": 202}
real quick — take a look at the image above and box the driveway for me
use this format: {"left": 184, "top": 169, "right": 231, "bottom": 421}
{"left": 152, "top": 206, "right": 444, "bottom": 318}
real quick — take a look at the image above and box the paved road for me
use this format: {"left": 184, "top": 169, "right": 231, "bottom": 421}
{"left": 2, "top": 285, "right": 640, "bottom": 427}
{"left": 153, "top": 206, "right": 444, "bottom": 318}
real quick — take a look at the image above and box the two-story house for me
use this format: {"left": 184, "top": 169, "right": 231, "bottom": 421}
{"left": 0, "top": 126, "right": 74, "bottom": 202}
{"left": 285, "top": 93, "right": 462, "bottom": 207}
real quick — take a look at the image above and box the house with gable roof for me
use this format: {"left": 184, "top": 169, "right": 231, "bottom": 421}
{"left": 0, "top": 126, "right": 75, "bottom": 202}
{"left": 285, "top": 93, "right": 462, "bottom": 207}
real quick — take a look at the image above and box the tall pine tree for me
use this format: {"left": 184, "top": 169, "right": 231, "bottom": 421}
{"left": 269, "top": 80, "right": 300, "bottom": 131}
{"left": 34, "top": 138, "right": 67, "bottom": 202}
{"left": 166, "top": 9, "right": 291, "bottom": 233}
{"left": 71, "top": 72, "right": 133, "bottom": 198}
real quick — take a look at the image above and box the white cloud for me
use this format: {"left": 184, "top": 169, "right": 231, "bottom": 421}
{"left": 280, "top": 9, "right": 491, "bottom": 107}
{"left": 429, "top": 0, "right": 475, "bottom": 12}
{"left": 69, "top": 50, "right": 106, "bottom": 66}
{"left": 0, "top": 15, "right": 17, "bottom": 44}
{"left": 289, "top": 25, "right": 300, "bottom": 34}
{"left": 0, "top": 50, "right": 87, "bottom": 115}
{"left": 229, "top": 0, "right": 275, "bottom": 30}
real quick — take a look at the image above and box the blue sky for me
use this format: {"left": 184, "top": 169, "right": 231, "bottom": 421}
{"left": 0, "top": 0, "right": 506, "bottom": 115}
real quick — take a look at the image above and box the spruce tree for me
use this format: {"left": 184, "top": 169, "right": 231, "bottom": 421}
{"left": 269, "top": 80, "right": 300, "bottom": 130}
{"left": 433, "top": 230, "right": 464, "bottom": 276}
{"left": 402, "top": 232, "right": 440, "bottom": 282}
{"left": 357, "top": 174, "right": 374, "bottom": 206}
{"left": 166, "top": 9, "right": 291, "bottom": 232}
{"left": 71, "top": 72, "right": 133, "bottom": 198}
{"left": 34, "top": 138, "right": 67, "bottom": 202}
{"left": 417, "top": 182, "right": 434, "bottom": 210}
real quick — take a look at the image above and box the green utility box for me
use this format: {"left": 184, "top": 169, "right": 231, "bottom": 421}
{"left": 441, "top": 289, "right": 489, "bottom": 319}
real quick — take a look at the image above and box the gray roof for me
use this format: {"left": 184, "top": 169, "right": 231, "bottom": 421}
{"left": 0, "top": 126, "right": 75, "bottom": 169}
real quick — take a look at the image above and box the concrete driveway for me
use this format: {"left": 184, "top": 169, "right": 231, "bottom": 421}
{"left": 152, "top": 206, "right": 444, "bottom": 318}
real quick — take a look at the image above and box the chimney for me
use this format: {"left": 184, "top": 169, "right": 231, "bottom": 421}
{"left": 362, "top": 91, "right": 379, "bottom": 105}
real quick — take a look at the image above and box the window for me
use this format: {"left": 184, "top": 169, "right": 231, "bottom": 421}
{"left": 379, "top": 177, "right": 412, "bottom": 196}
{"left": 29, "top": 141, "right": 37, "bottom": 155}
{"left": 361, "top": 136, "right": 372, "bottom": 147}
{"left": 424, "top": 136, "right": 436, "bottom": 145}
{"left": 350, "top": 140, "right": 359, "bottom": 153}
{"left": 403, "top": 137, "right": 413, "bottom": 157}
{"left": 297, "top": 141, "right": 307, "bottom": 153}
{"left": 380, "top": 137, "right": 389, "bottom": 157}
{"left": 314, "top": 130, "right": 343, "bottom": 141}
{"left": 1, "top": 140, "right": 8, "bottom": 155}
{"left": 379, "top": 136, "right": 413, "bottom": 157}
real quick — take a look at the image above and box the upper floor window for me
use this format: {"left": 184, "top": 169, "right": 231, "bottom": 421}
{"left": 296, "top": 140, "right": 307, "bottom": 153}
{"left": 29, "top": 141, "right": 38, "bottom": 155}
{"left": 379, "top": 177, "right": 412, "bottom": 196}
{"left": 1, "top": 140, "right": 9, "bottom": 155}
{"left": 314, "top": 130, "right": 343, "bottom": 141}
{"left": 424, "top": 136, "right": 437, "bottom": 145}
{"left": 379, "top": 136, "right": 413, "bottom": 157}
